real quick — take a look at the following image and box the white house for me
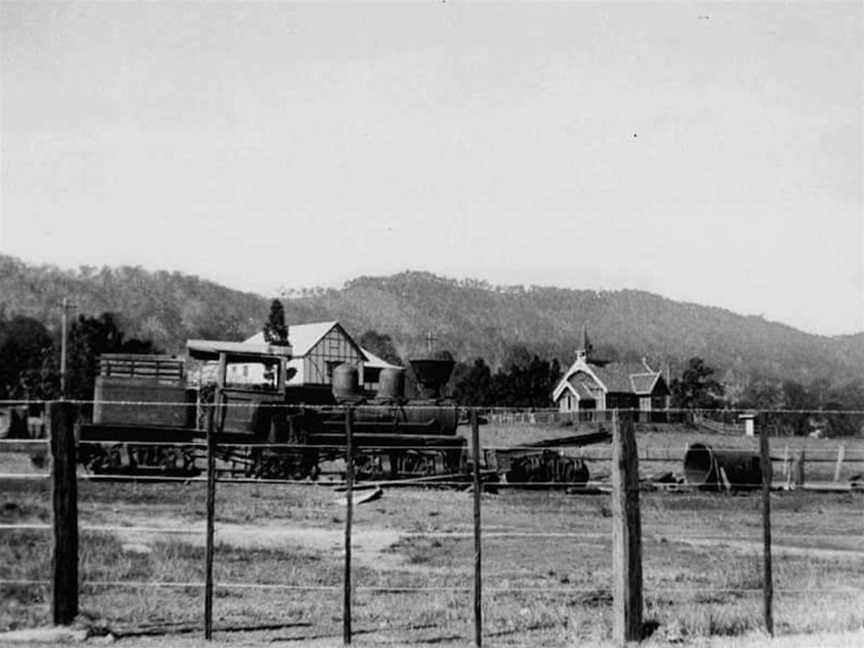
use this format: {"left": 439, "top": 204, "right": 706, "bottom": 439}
{"left": 227, "top": 321, "right": 400, "bottom": 396}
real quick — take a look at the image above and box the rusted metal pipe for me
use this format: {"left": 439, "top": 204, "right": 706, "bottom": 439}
{"left": 684, "top": 443, "right": 762, "bottom": 490}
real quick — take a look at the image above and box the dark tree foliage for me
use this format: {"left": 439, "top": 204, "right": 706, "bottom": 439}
{"left": 262, "top": 299, "right": 289, "bottom": 345}
{"left": 733, "top": 378, "right": 864, "bottom": 436}
{"left": 0, "top": 315, "right": 59, "bottom": 400}
{"left": 452, "top": 358, "right": 493, "bottom": 406}
{"left": 670, "top": 357, "right": 725, "bottom": 409}
{"left": 357, "top": 330, "right": 402, "bottom": 366}
{"left": 452, "top": 352, "right": 562, "bottom": 407}
{"left": 778, "top": 380, "right": 817, "bottom": 435}
{"left": 502, "top": 345, "right": 532, "bottom": 371}
{"left": 738, "top": 376, "right": 783, "bottom": 410}
{"left": 66, "top": 313, "right": 158, "bottom": 401}
{"left": 822, "top": 379, "right": 864, "bottom": 437}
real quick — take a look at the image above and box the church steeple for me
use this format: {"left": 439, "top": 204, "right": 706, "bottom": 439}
{"left": 575, "top": 324, "right": 609, "bottom": 366}
{"left": 576, "top": 323, "right": 593, "bottom": 361}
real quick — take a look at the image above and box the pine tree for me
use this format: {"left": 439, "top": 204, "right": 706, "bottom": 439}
{"left": 263, "top": 299, "right": 289, "bottom": 345}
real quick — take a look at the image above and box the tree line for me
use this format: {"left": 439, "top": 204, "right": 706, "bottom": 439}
{"left": 359, "top": 329, "right": 864, "bottom": 436}
{"left": 0, "top": 312, "right": 156, "bottom": 403}
{"left": 3, "top": 307, "right": 863, "bottom": 436}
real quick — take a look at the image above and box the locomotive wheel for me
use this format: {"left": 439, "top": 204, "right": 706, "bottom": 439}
{"left": 107, "top": 445, "right": 124, "bottom": 470}
{"left": 159, "top": 447, "right": 184, "bottom": 472}
{"left": 80, "top": 444, "right": 108, "bottom": 473}
{"left": 354, "top": 453, "right": 386, "bottom": 480}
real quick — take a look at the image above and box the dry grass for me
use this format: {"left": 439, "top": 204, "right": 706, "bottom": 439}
{"left": 1, "top": 420, "right": 863, "bottom": 645}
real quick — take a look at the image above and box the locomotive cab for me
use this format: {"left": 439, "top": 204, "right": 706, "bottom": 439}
{"left": 186, "top": 338, "right": 294, "bottom": 441}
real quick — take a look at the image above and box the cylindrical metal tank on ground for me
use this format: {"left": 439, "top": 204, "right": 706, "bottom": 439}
{"left": 684, "top": 443, "right": 762, "bottom": 490}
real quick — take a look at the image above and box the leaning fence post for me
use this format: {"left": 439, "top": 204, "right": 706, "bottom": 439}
{"left": 471, "top": 409, "right": 482, "bottom": 647}
{"left": 833, "top": 444, "right": 845, "bottom": 482}
{"left": 758, "top": 418, "right": 774, "bottom": 636}
{"left": 50, "top": 400, "right": 78, "bottom": 626}
{"left": 611, "top": 409, "right": 642, "bottom": 645}
{"left": 343, "top": 406, "right": 354, "bottom": 646}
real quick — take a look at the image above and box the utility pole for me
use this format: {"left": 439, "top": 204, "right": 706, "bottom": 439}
{"left": 59, "top": 299, "right": 75, "bottom": 399}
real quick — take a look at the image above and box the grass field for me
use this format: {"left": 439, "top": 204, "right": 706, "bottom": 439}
{"left": 1, "top": 421, "right": 863, "bottom": 646}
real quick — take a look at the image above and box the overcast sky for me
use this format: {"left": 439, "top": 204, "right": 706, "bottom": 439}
{"left": 1, "top": 2, "right": 861, "bottom": 336}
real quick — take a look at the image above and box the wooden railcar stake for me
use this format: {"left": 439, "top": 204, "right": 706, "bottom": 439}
{"left": 611, "top": 410, "right": 642, "bottom": 646}
{"left": 50, "top": 401, "right": 79, "bottom": 625}
{"left": 759, "top": 420, "right": 774, "bottom": 636}
{"left": 344, "top": 407, "right": 354, "bottom": 646}
{"left": 471, "top": 409, "right": 482, "bottom": 647}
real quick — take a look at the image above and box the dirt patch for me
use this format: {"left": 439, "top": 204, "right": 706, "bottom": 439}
{"left": 673, "top": 536, "right": 864, "bottom": 561}
{"left": 105, "top": 516, "right": 404, "bottom": 569}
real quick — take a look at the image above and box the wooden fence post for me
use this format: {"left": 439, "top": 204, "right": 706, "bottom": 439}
{"left": 204, "top": 401, "right": 218, "bottom": 640}
{"left": 343, "top": 407, "right": 354, "bottom": 646}
{"left": 612, "top": 410, "right": 642, "bottom": 645}
{"left": 204, "top": 353, "right": 227, "bottom": 640}
{"left": 833, "top": 445, "right": 845, "bottom": 482}
{"left": 758, "top": 419, "right": 774, "bottom": 636}
{"left": 793, "top": 450, "right": 805, "bottom": 488}
{"left": 50, "top": 400, "right": 78, "bottom": 626}
{"left": 471, "top": 409, "right": 482, "bottom": 647}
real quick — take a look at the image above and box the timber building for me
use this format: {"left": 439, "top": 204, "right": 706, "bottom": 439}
{"left": 552, "top": 328, "right": 670, "bottom": 419}
{"left": 228, "top": 321, "right": 400, "bottom": 401}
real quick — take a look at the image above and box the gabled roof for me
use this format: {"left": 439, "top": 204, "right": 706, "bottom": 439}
{"left": 553, "top": 356, "right": 664, "bottom": 401}
{"left": 187, "top": 339, "right": 292, "bottom": 362}
{"left": 591, "top": 362, "right": 658, "bottom": 393}
{"left": 361, "top": 348, "right": 402, "bottom": 370}
{"left": 244, "top": 321, "right": 340, "bottom": 357}
{"left": 244, "top": 321, "right": 397, "bottom": 368}
{"left": 630, "top": 372, "right": 660, "bottom": 395}
{"left": 568, "top": 377, "right": 596, "bottom": 399}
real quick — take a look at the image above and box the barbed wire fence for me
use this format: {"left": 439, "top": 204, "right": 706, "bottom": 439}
{"left": 0, "top": 400, "right": 863, "bottom": 645}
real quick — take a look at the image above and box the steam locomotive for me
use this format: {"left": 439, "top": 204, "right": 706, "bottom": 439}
{"left": 77, "top": 339, "right": 467, "bottom": 480}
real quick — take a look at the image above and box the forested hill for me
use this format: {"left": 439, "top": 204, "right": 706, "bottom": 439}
{"left": 2, "top": 255, "right": 862, "bottom": 384}
{"left": 0, "top": 255, "right": 267, "bottom": 345}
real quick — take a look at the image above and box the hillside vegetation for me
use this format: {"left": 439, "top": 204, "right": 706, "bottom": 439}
{"left": 2, "top": 255, "right": 862, "bottom": 384}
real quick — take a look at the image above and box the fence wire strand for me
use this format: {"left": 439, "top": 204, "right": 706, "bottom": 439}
{"left": 2, "top": 400, "right": 863, "bottom": 641}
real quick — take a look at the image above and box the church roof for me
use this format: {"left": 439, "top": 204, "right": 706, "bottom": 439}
{"left": 553, "top": 356, "right": 663, "bottom": 401}
{"left": 630, "top": 372, "right": 661, "bottom": 395}
{"left": 567, "top": 377, "right": 596, "bottom": 400}
{"left": 589, "top": 362, "right": 661, "bottom": 394}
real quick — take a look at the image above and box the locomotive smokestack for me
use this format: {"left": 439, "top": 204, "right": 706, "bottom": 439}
{"left": 409, "top": 350, "right": 455, "bottom": 401}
